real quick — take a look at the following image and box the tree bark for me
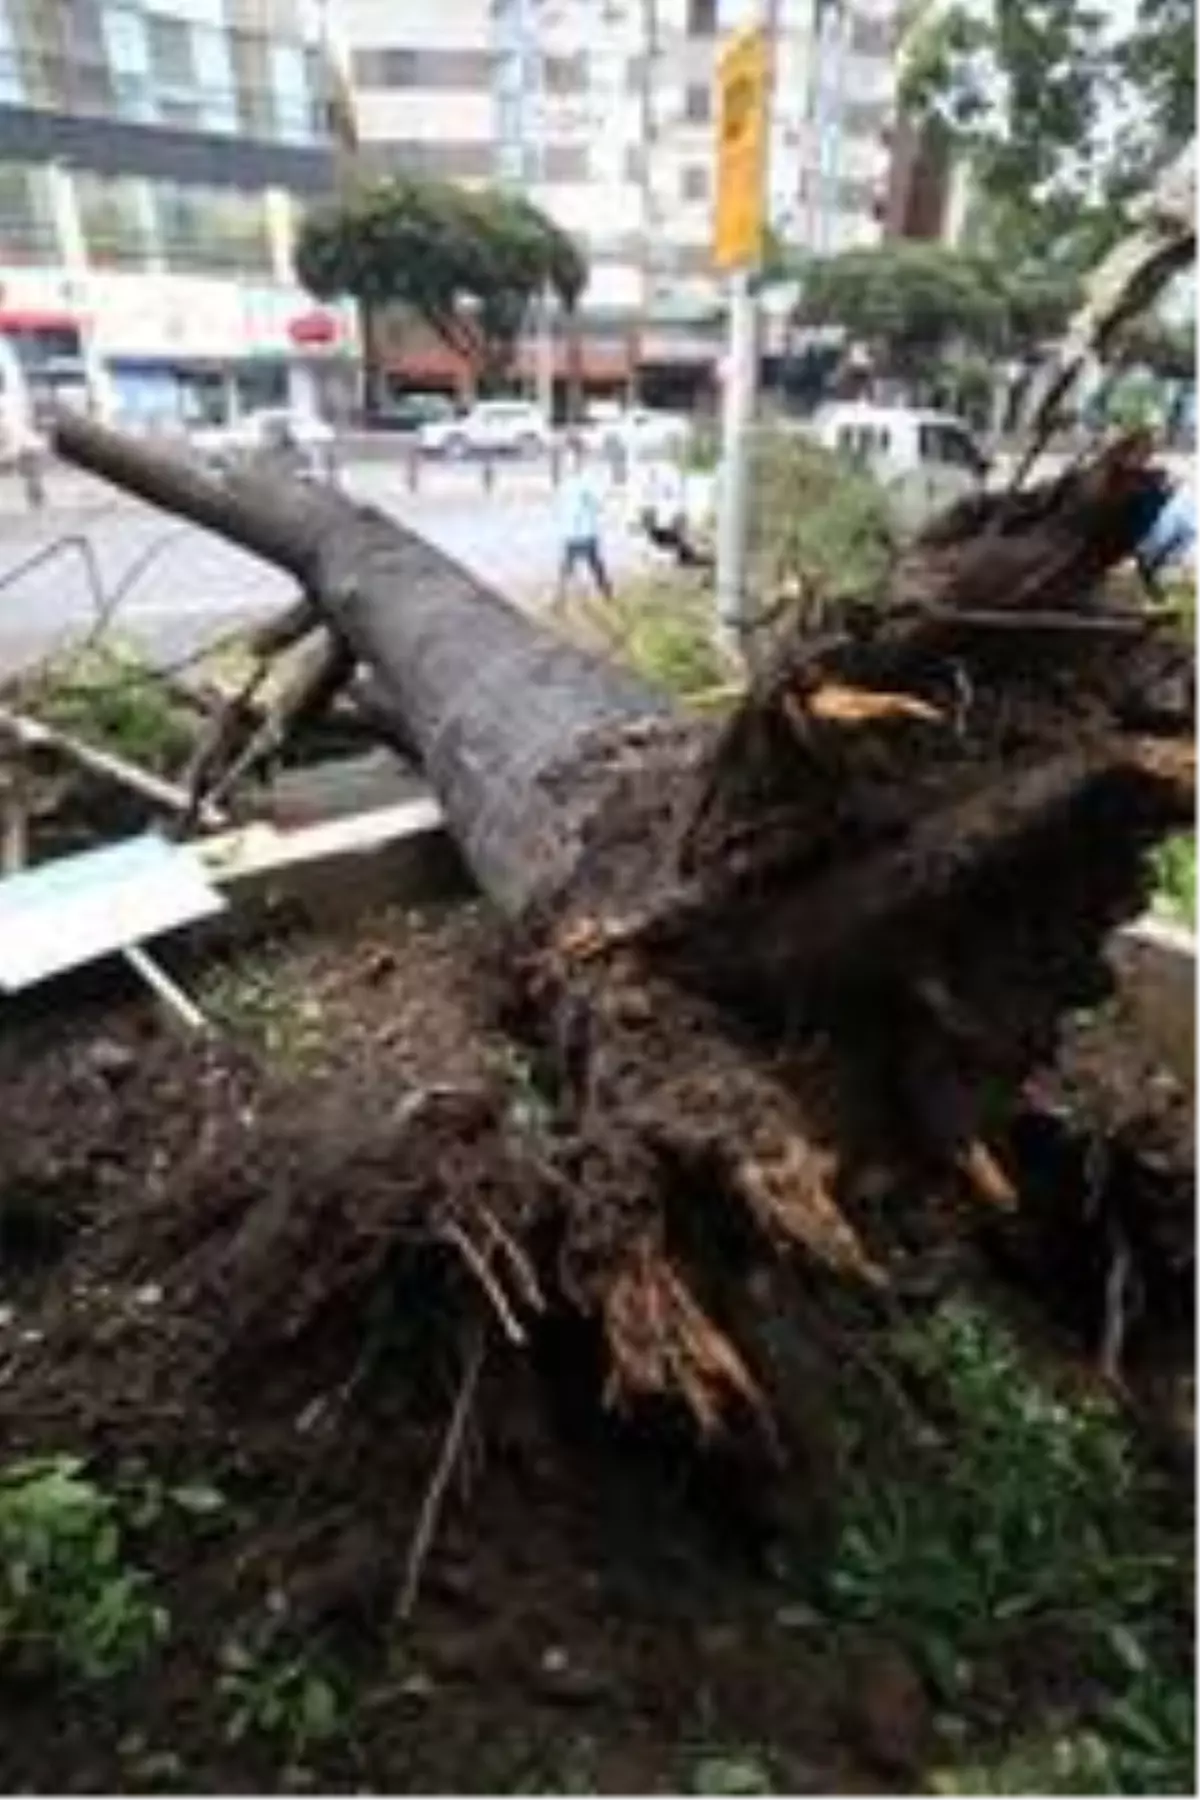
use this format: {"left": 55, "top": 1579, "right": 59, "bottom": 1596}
{"left": 563, "top": 299, "right": 584, "bottom": 423}
{"left": 52, "top": 414, "right": 669, "bottom": 918}
{"left": 357, "top": 299, "right": 381, "bottom": 420}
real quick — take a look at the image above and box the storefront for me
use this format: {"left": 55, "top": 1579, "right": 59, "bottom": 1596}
{"left": 0, "top": 266, "right": 356, "bottom": 427}
{"left": 46, "top": 272, "right": 359, "bottom": 426}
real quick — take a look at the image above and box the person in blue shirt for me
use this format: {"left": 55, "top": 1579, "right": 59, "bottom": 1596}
{"left": 553, "top": 452, "right": 614, "bottom": 610}
{"left": 1112, "top": 427, "right": 1195, "bottom": 594}
{"left": 1137, "top": 479, "right": 1195, "bottom": 586}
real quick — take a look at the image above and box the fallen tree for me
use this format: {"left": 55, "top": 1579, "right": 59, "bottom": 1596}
{"left": 51, "top": 417, "right": 1194, "bottom": 1459}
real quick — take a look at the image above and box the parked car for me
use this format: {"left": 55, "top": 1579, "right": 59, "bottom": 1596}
{"left": 418, "top": 400, "right": 551, "bottom": 458}
{"left": 192, "top": 408, "right": 338, "bottom": 481}
{"left": 581, "top": 404, "right": 691, "bottom": 460}
{"left": 804, "top": 402, "right": 991, "bottom": 530}
{"left": 807, "top": 401, "right": 990, "bottom": 482}
{"left": 0, "top": 334, "right": 46, "bottom": 472}
{"left": 371, "top": 392, "right": 456, "bottom": 433}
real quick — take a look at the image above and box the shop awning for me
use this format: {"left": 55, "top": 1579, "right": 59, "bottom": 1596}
{"left": 288, "top": 310, "right": 340, "bottom": 346}
{"left": 0, "top": 309, "right": 82, "bottom": 333}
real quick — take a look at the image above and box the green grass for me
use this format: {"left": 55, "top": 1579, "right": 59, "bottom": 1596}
{"left": 198, "top": 955, "right": 328, "bottom": 1068}
{"left": 597, "top": 574, "right": 734, "bottom": 701}
{"left": 34, "top": 643, "right": 195, "bottom": 775}
{"left": 743, "top": 429, "right": 896, "bottom": 613}
{"left": 609, "top": 440, "right": 897, "bottom": 700}
{"left": 821, "top": 1300, "right": 1194, "bottom": 1793}
{"left": 1151, "top": 833, "right": 1195, "bottom": 928}
{"left": 932, "top": 1670, "right": 1197, "bottom": 1794}
{"left": 217, "top": 1635, "right": 346, "bottom": 1766}
{"left": 830, "top": 1304, "right": 1151, "bottom": 1653}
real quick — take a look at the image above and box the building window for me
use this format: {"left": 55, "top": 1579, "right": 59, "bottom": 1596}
{"left": 189, "top": 21, "right": 240, "bottom": 134}
{"left": 269, "top": 40, "right": 310, "bottom": 143}
{"left": 687, "top": 0, "right": 717, "bottom": 36}
{"left": 361, "top": 141, "right": 493, "bottom": 182}
{"left": 542, "top": 143, "right": 588, "bottom": 181}
{"left": 543, "top": 52, "right": 586, "bottom": 96}
{"left": 351, "top": 47, "right": 492, "bottom": 89}
{"left": 102, "top": 4, "right": 154, "bottom": 122}
{"left": 77, "top": 172, "right": 153, "bottom": 269}
{"left": 154, "top": 181, "right": 272, "bottom": 276}
{"left": 681, "top": 165, "right": 709, "bottom": 202}
{"left": 228, "top": 27, "right": 276, "bottom": 137}
{"left": 146, "top": 13, "right": 195, "bottom": 87}
{"left": 0, "top": 162, "right": 58, "bottom": 264}
{"left": 849, "top": 10, "right": 894, "bottom": 55}
{"left": 843, "top": 98, "right": 888, "bottom": 137}
{"left": 59, "top": 0, "right": 112, "bottom": 109}
{"left": 684, "top": 82, "right": 710, "bottom": 123}
{"left": 838, "top": 174, "right": 879, "bottom": 213}
{"left": 67, "top": 56, "right": 115, "bottom": 113}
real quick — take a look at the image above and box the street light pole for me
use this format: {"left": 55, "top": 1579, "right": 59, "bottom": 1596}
{"left": 714, "top": 0, "right": 781, "bottom": 659}
{"left": 714, "top": 266, "right": 759, "bottom": 653}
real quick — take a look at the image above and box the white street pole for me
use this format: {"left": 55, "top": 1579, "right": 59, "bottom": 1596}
{"left": 714, "top": 0, "right": 780, "bottom": 660}
{"left": 715, "top": 268, "right": 759, "bottom": 652}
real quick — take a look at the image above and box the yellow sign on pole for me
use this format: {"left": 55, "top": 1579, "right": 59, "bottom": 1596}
{"left": 713, "top": 24, "right": 770, "bottom": 273}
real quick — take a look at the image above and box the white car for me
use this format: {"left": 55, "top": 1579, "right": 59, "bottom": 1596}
{"left": 419, "top": 400, "right": 551, "bottom": 458}
{"left": 581, "top": 404, "right": 691, "bottom": 461}
{"left": 193, "top": 408, "right": 338, "bottom": 480}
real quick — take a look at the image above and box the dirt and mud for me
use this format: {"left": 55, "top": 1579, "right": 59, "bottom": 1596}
{"left": 5, "top": 427, "right": 1191, "bottom": 1789}
{"left": 0, "top": 895, "right": 1193, "bottom": 1793}
{"left": 0, "top": 907, "right": 879, "bottom": 1792}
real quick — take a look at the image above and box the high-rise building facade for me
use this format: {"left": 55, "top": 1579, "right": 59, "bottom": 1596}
{"left": 341, "top": 0, "right": 898, "bottom": 393}
{"left": 0, "top": 0, "right": 354, "bottom": 426}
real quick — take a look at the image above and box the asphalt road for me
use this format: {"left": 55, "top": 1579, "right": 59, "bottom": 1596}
{"left": 0, "top": 457, "right": 656, "bottom": 680}
{"left": 9, "top": 443, "right": 1179, "bottom": 679}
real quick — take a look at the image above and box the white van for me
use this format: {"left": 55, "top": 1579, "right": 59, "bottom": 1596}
{"left": 810, "top": 401, "right": 989, "bottom": 479}
{"left": 806, "top": 402, "right": 991, "bottom": 529}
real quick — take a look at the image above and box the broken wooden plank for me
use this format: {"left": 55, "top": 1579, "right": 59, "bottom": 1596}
{"left": 195, "top": 795, "right": 464, "bottom": 918}
{"left": 0, "top": 704, "right": 225, "bottom": 829}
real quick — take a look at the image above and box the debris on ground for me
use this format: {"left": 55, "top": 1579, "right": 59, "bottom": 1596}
{"left": 1, "top": 417, "right": 1188, "bottom": 1790}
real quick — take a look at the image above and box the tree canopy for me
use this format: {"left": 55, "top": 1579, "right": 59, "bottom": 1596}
{"left": 1112, "top": 0, "right": 1195, "bottom": 189}
{"left": 295, "top": 177, "right": 587, "bottom": 393}
{"left": 795, "top": 241, "right": 1008, "bottom": 386}
{"left": 899, "top": 0, "right": 1195, "bottom": 272}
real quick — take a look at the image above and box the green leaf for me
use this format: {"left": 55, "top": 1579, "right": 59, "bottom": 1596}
{"left": 690, "top": 1752, "right": 775, "bottom": 1795}
{"left": 299, "top": 1675, "right": 340, "bottom": 1743}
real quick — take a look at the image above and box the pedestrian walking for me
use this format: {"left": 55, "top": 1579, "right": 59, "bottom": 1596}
{"left": 553, "top": 454, "right": 613, "bottom": 610}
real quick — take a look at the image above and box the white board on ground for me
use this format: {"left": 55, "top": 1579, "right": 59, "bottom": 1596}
{"left": 0, "top": 834, "right": 225, "bottom": 992}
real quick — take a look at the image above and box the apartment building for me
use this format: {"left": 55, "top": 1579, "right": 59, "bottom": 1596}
{"left": 341, "top": 0, "right": 898, "bottom": 393}
{"left": 0, "top": 0, "right": 354, "bottom": 426}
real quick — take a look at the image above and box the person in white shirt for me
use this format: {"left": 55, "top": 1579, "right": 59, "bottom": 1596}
{"left": 554, "top": 453, "right": 613, "bottom": 609}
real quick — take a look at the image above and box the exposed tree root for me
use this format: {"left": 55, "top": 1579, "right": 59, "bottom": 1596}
{"left": 48, "top": 416, "right": 1195, "bottom": 1459}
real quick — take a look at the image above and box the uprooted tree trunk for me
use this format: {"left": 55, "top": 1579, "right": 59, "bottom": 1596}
{"left": 53, "top": 416, "right": 1195, "bottom": 1449}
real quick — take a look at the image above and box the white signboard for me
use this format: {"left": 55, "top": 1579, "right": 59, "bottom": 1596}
{"left": 0, "top": 835, "right": 225, "bottom": 992}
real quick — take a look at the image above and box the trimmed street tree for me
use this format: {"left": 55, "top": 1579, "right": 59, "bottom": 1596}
{"left": 295, "top": 176, "right": 587, "bottom": 407}
{"left": 795, "top": 241, "right": 1006, "bottom": 395}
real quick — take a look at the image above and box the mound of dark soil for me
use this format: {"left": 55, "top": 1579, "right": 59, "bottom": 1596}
{"left": 0, "top": 897, "right": 1191, "bottom": 1792}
